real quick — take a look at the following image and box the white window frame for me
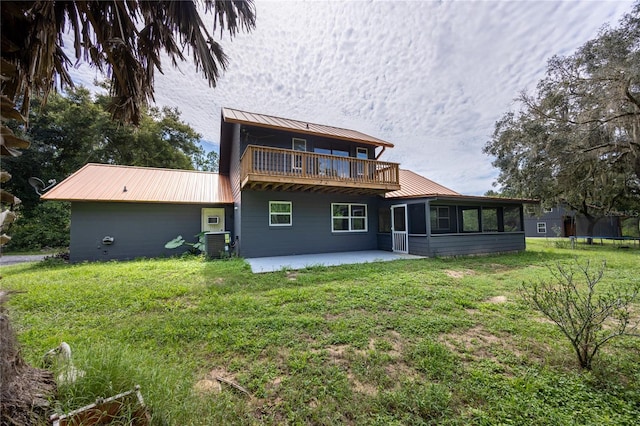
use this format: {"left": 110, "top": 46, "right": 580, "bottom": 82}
{"left": 356, "top": 147, "right": 368, "bottom": 177}
{"left": 331, "top": 203, "right": 368, "bottom": 232}
{"left": 269, "top": 201, "right": 292, "bottom": 226}
{"left": 292, "top": 138, "right": 306, "bottom": 172}
{"left": 543, "top": 207, "right": 553, "bottom": 213}
{"left": 431, "top": 206, "right": 450, "bottom": 231}
{"left": 537, "top": 222, "right": 547, "bottom": 234}
{"left": 207, "top": 216, "right": 220, "bottom": 225}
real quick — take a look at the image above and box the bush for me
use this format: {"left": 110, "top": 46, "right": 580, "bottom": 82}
{"left": 521, "top": 259, "right": 640, "bottom": 370}
{"left": 6, "top": 201, "right": 70, "bottom": 251}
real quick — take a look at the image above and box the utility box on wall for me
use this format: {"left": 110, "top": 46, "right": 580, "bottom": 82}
{"left": 201, "top": 208, "right": 225, "bottom": 233}
{"left": 205, "top": 232, "right": 231, "bottom": 258}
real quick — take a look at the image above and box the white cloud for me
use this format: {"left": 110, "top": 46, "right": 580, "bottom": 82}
{"left": 70, "top": 0, "right": 634, "bottom": 195}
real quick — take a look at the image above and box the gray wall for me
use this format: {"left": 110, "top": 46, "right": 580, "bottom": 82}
{"left": 378, "top": 230, "right": 525, "bottom": 257}
{"left": 69, "top": 202, "right": 232, "bottom": 262}
{"left": 428, "top": 233, "right": 525, "bottom": 257}
{"left": 238, "top": 190, "right": 379, "bottom": 258}
{"left": 240, "top": 125, "right": 376, "bottom": 159}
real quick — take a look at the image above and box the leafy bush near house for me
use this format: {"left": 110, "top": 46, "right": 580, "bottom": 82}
{"left": 5, "top": 201, "right": 70, "bottom": 251}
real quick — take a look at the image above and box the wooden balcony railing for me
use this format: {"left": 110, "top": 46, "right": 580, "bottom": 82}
{"left": 240, "top": 145, "right": 400, "bottom": 193}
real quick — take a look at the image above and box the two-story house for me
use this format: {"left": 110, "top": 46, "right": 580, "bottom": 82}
{"left": 43, "top": 108, "right": 529, "bottom": 263}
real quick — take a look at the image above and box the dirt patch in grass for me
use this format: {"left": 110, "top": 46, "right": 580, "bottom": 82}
{"left": 445, "top": 269, "right": 475, "bottom": 279}
{"left": 319, "top": 331, "right": 417, "bottom": 394}
{"left": 194, "top": 367, "right": 237, "bottom": 395}
{"left": 485, "top": 295, "right": 507, "bottom": 304}
{"left": 348, "top": 372, "right": 379, "bottom": 396}
{"left": 440, "top": 325, "right": 517, "bottom": 367}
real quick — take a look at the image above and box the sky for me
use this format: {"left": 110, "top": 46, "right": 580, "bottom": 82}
{"left": 71, "top": 0, "right": 635, "bottom": 195}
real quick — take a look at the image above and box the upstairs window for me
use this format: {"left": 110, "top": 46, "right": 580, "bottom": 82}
{"left": 269, "top": 201, "right": 292, "bottom": 226}
{"left": 332, "top": 203, "right": 367, "bottom": 232}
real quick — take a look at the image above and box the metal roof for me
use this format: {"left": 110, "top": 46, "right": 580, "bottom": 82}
{"left": 42, "top": 163, "right": 234, "bottom": 204}
{"left": 385, "top": 170, "right": 461, "bottom": 198}
{"left": 222, "top": 107, "right": 395, "bottom": 148}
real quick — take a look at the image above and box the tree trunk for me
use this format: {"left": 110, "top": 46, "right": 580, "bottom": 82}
{"left": 1, "top": 292, "right": 57, "bottom": 425}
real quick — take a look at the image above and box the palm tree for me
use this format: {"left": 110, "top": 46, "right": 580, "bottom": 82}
{"left": 1, "top": 0, "right": 256, "bottom": 124}
{"left": 0, "top": 2, "right": 255, "bottom": 420}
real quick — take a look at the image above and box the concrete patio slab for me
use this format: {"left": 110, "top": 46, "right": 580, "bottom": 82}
{"left": 245, "top": 250, "right": 423, "bottom": 273}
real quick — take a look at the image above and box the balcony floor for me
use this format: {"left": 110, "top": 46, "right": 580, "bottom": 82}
{"left": 242, "top": 174, "right": 400, "bottom": 195}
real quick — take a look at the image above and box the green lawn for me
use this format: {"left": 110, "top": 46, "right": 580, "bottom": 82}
{"left": 3, "top": 239, "right": 639, "bottom": 425}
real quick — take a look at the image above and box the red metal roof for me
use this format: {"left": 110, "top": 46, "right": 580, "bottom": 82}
{"left": 385, "top": 170, "right": 460, "bottom": 198}
{"left": 42, "top": 163, "right": 234, "bottom": 204}
{"left": 222, "top": 107, "right": 395, "bottom": 148}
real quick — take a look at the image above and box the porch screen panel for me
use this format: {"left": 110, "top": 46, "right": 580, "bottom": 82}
{"left": 378, "top": 208, "right": 391, "bottom": 233}
{"left": 503, "top": 206, "right": 522, "bottom": 232}
{"left": 460, "top": 207, "right": 480, "bottom": 232}
{"left": 408, "top": 204, "right": 426, "bottom": 234}
{"left": 482, "top": 208, "right": 499, "bottom": 232}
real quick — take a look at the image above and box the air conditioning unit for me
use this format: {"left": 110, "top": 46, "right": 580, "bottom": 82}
{"left": 205, "top": 232, "right": 231, "bottom": 258}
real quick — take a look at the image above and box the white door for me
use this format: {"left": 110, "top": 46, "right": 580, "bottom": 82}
{"left": 391, "top": 204, "right": 408, "bottom": 253}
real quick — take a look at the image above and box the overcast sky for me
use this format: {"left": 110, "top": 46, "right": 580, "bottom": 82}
{"left": 72, "top": 0, "right": 635, "bottom": 195}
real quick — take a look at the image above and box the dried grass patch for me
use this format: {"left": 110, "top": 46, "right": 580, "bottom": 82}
{"left": 445, "top": 269, "right": 476, "bottom": 279}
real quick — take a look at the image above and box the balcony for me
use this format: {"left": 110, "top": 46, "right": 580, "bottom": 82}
{"left": 240, "top": 145, "right": 401, "bottom": 194}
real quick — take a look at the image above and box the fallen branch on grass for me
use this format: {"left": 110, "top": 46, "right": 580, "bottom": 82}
{"left": 215, "top": 376, "right": 252, "bottom": 397}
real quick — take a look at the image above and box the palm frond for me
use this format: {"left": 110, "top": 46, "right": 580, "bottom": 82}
{"left": 1, "top": 0, "right": 256, "bottom": 124}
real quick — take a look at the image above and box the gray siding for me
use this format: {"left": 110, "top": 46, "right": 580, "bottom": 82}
{"left": 70, "top": 202, "right": 231, "bottom": 262}
{"left": 238, "top": 190, "right": 379, "bottom": 258}
{"left": 239, "top": 125, "right": 376, "bottom": 159}
{"left": 429, "top": 233, "right": 525, "bottom": 257}
{"left": 377, "top": 233, "right": 392, "bottom": 251}
{"left": 407, "top": 235, "right": 430, "bottom": 256}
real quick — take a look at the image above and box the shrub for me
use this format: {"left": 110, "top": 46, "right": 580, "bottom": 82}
{"left": 6, "top": 201, "right": 70, "bottom": 251}
{"left": 521, "top": 259, "right": 640, "bottom": 370}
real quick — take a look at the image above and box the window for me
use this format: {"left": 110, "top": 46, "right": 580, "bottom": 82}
{"left": 269, "top": 201, "right": 292, "bottom": 226}
{"left": 537, "top": 222, "right": 547, "bottom": 234}
{"left": 430, "top": 206, "right": 451, "bottom": 233}
{"left": 356, "top": 147, "right": 368, "bottom": 177}
{"left": 378, "top": 207, "right": 391, "bottom": 233}
{"left": 460, "top": 207, "right": 480, "bottom": 232}
{"left": 408, "top": 204, "right": 427, "bottom": 234}
{"left": 503, "top": 206, "right": 522, "bottom": 232}
{"left": 292, "top": 138, "right": 306, "bottom": 172}
{"left": 482, "top": 208, "right": 499, "bottom": 232}
{"left": 332, "top": 203, "right": 367, "bottom": 232}
{"left": 207, "top": 216, "right": 219, "bottom": 225}
{"left": 543, "top": 207, "right": 553, "bottom": 213}
{"left": 315, "top": 148, "right": 350, "bottom": 177}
